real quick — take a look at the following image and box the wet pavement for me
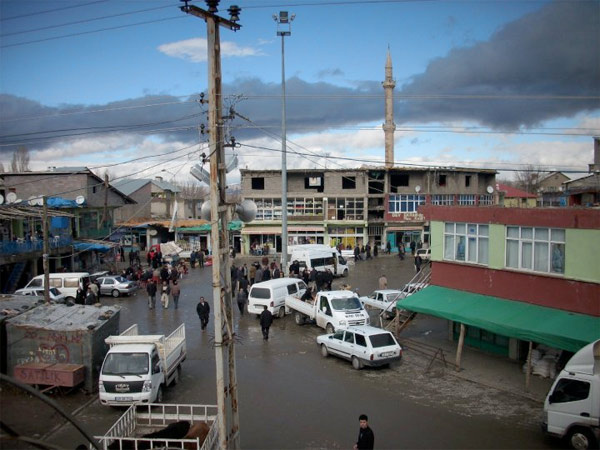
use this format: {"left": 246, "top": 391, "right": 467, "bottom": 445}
{"left": 1, "top": 254, "right": 560, "bottom": 449}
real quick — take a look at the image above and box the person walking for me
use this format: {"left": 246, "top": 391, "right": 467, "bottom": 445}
{"left": 146, "top": 280, "right": 157, "bottom": 310}
{"left": 171, "top": 280, "right": 181, "bottom": 309}
{"left": 236, "top": 288, "right": 248, "bottom": 315}
{"left": 415, "top": 254, "right": 422, "bottom": 273}
{"left": 255, "top": 264, "right": 263, "bottom": 284}
{"left": 386, "top": 241, "right": 391, "bottom": 254}
{"left": 353, "top": 414, "right": 374, "bottom": 450}
{"left": 198, "top": 250, "right": 204, "bottom": 268}
{"left": 378, "top": 274, "right": 388, "bottom": 290}
{"left": 160, "top": 281, "right": 171, "bottom": 309}
{"left": 410, "top": 240, "right": 416, "bottom": 256}
{"left": 84, "top": 286, "right": 96, "bottom": 305}
{"left": 259, "top": 305, "right": 273, "bottom": 340}
{"left": 249, "top": 263, "right": 256, "bottom": 285}
{"left": 196, "top": 296, "right": 210, "bottom": 330}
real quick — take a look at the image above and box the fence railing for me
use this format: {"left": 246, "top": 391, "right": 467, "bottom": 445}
{"left": 0, "top": 236, "right": 73, "bottom": 255}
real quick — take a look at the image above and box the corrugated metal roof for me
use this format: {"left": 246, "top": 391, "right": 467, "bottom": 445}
{"left": 7, "top": 303, "right": 121, "bottom": 330}
{"left": 112, "top": 178, "right": 180, "bottom": 196}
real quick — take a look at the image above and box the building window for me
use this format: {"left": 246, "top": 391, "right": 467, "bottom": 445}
{"left": 251, "top": 177, "right": 265, "bottom": 190}
{"left": 506, "top": 226, "right": 565, "bottom": 274}
{"left": 305, "top": 175, "right": 324, "bottom": 191}
{"left": 342, "top": 176, "right": 356, "bottom": 189}
{"left": 390, "top": 173, "right": 409, "bottom": 192}
{"left": 438, "top": 174, "right": 447, "bottom": 186}
{"left": 388, "top": 194, "right": 425, "bottom": 213}
{"left": 444, "top": 222, "right": 489, "bottom": 265}
{"left": 254, "top": 198, "right": 282, "bottom": 220}
{"left": 327, "top": 198, "right": 364, "bottom": 220}
{"left": 465, "top": 175, "right": 471, "bottom": 187}
{"left": 458, "top": 194, "right": 476, "bottom": 205}
{"left": 479, "top": 194, "right": 494, "bottom": 205}
{"left": 432, "top": 194, "right": 454, "bottom": 206}
{"left": 287, "top": 197, "right": 324, "bottom": 217}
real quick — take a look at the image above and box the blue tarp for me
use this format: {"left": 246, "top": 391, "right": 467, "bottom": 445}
{"left": 50, "top": 216, "right": 70, "bottom": 228}
{"left": 73, "top": 242, "right": 111, "bottom": 252}
{"left": 47, "top": 197, "right": 80, "bottom": 208}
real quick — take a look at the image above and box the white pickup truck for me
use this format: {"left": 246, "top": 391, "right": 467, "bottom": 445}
{"left": 96, "top": 403, "right": 218, "bottom": 450}
{"left": 285, "top": 290, "right": 370, "bottom": 334}
{"left": 99, "top": 323, "right": 186, "bottom": 406}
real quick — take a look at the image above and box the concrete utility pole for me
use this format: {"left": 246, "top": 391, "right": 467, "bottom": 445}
{"left": 42, "top": 196, "right": 50, "bottom": 304}
{"left": 274, "top": 11, "right": 294, "bottom": 274}
{"left": 180, "top": 2, "right": 241, "bottom": 448}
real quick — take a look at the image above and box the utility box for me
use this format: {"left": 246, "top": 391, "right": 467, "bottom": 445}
{"left": 5, "top": 303, "right": 120, "bottom": 393}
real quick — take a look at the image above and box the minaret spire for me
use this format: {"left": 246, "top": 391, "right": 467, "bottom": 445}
{"left": 382, "top": 47, "right": 396, "bottom": 168}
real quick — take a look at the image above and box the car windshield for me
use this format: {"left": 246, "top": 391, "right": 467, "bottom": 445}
{"left": 102, "top": 353, "right": 149, "bottom": 375}
{"left": 369, "top": 333, "right": 397, "bottom": 348}
{"left": 330, "top": 296, "right": 362, "bottom": 311}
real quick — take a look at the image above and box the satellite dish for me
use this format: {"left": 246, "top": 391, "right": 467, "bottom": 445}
{"left": 487, "top": 185, "right": 494, "bottom": 194}
{"left": 6, "top": 192, "right": 17, "bottom": 204}
{"left": 27, "top": 195, "right": 37, "bottom": 206}
{"left": 225, "top": 153, "right": 238, "bottom": 173}
{"left": 35, "top": 197, "right": 44, "bottom": 206}
{"left": 235, "top": 199, "right": 257, "bottom": 223}
{"left": 190, "top": 164, "right": 211, "bottom": 185}
{"left": 0, "top": 194, "right": 4, "bottom": 205}
{"left": 148, "top": 229, "right": 158, "bottom": 236}
{"left": 200, "top": 200, "right": 211, "bottom": 221}
{"left": 75, "top": 195, "right": 86, "bottom": 205}
{"left": 415, "top": 185, "right": 422, "bottom": 193}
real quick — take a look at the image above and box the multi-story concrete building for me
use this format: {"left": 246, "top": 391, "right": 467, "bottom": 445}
{"left": 400, "top": 206, "right": 600, "bottom": 360}
{"left": 239, "top": 166, "right": 496, "bottom": 255}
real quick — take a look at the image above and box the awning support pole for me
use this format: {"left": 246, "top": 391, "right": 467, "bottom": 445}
{"left": 525, "top": 341, "right": 533, "bottom": 392}
{"left": 455, "top": 323, "right": 465, "bottom": 371}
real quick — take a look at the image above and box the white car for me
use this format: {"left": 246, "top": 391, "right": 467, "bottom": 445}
{"left": 415, "top": 248, "right": 431, "bottom": 260}
{"left": 359, "top": 289, "right": 403, "bottom": 319}
{"left": 14, "top": 287, "right": 66, "bottom": 303}
{"left": 316, "top": 325, "right": 402, "bottom": 370}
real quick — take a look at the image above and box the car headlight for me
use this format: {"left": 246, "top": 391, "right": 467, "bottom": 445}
{"left": 338, "top": 320, "right": 347, "bottom": 326}
{"left": 142, "top": 380, "right": 152, "bottom": 392}
{"left": 99, "top": 381, "right": 105, "bottom": 392}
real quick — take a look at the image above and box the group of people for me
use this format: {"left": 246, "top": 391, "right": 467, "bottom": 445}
{"left": 353, "top": 244, "right": 376, "bottom": 261}
{"left": 145, "top": 263, "right": 185, "bottom": 309}
{"left": 75, "top": 281, "right": 99, "bottom": 305}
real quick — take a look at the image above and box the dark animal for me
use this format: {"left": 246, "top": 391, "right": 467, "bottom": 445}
{"left": 183, "top": 422, "right": 211, "bottom": 450}
{"left": 108, "top": 420, "right": 191, "bottom": 450}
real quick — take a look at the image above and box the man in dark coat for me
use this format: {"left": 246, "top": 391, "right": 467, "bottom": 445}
{"left": 259, "top": 306, "right": 273, "bottom": 340}
{"left": 146, "top": 280, "right": 157, "bottom": 310}
{"left": 353, "top": 414, "right": 374, "bottom": 450}
{"left": 196, "top": 296, "right": 210, "bottom": 330}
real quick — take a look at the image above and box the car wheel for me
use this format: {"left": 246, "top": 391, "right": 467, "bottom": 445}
{"left": 320, "top": 344, "right": 329, "bottom": 358}
{"left": 326, "top": 323, "right": 335, "bottom": 334}
{"left": 278, "top": 306, "right": 285, "bottom": 319}
{"left": 351, "top": 356, "right": 363, "bottom": 370}
{"left": 111, "top": 289, "right": 120, "bottom": 298}
{"left": 65, "top": 296, "right": 75, "bottom": 303}
{"left": 343, "top": 268, "right": 349, "bottom": 277}
{"left": 155, "top": 386, "right": 163, "bottom": 403}
{"left": 567, "top": 427, "right": 597, "bottom": 450}
{"left": 294, "top": 312, "right": 305, "bottom": 325}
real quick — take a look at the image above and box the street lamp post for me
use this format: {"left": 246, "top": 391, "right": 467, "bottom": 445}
{"left": 273, "top": 11, "right": 294, "bottom": 275}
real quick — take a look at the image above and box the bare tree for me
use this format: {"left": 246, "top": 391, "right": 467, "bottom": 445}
{"left": 175, "top": 180, "right": 209, "bottom": 200}
{"left": 513, "top": 165, "right": 544, "bottom": 193}
{"left": 11, "top": 146, "right": 30, "bottom": 172}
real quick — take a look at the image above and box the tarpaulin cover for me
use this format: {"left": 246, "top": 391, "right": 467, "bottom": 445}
{"left": 398, "top": 285, "right": 600, "bottom": 353}
{"left": 73, "top": 242, "right": 111, "bottom": 252}
{"left": 47, "top": 197, "right": 80, "bottom": 208}
{"left": 50, "top": 216, "right": 70, "bottom": 228}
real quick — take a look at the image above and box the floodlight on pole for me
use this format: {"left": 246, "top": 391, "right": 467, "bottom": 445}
{"left": 274, "top": 11, "right": 294, "bottom": 275}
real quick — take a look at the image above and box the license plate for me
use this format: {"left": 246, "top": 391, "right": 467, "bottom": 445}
{"left": 115, "top": 396, "right": 133, "bottom": 402}
{"left": 380, "top": 352, "right": 394, "bottom": 357}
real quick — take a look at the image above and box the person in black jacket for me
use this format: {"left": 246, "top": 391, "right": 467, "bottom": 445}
{"left": 259, "top": 306, "right": 273, "bottom": 340}
{"left": 196, "top": 296, "right": 210, "bottom": 330}
{"left": 146, "top": 280, "right": 157, "bottom": 310}
{"left": 353, "top": 414, "right": 374, "bottom": 450}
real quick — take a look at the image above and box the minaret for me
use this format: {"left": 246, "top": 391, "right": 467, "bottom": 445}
{"left": 382, "top": 48, "right": 396, "bottom": 168}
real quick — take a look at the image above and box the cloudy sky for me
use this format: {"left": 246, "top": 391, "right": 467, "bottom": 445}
{"left": 1, "top": 0, "right": 598, "bottom": 184}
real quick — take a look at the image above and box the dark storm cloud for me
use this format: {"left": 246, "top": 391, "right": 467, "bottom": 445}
{"left": 1, "top": 0, "right": 597, "bottom": 155}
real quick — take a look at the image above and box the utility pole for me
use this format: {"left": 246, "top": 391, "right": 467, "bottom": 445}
{"left": 273, "top": 11, "right": 294, "bottom": 275}
{"left": 180, "top": 2, "right": 241, "bottom": 449}
{"left": 42, "top": 196, "right": 50, "bottom": 304}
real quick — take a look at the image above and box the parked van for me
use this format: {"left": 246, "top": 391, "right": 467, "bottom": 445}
{"left": 288, "top": 244, "right": 349, "bottom": 277}
{"left": 248, "top": 278, "right": 307, "bottom": 318}
{"left": 23, "top": 272, "right": 91, "bottom": 302}
{"left": 543, "top": 339, "right": 600, "bottom": 450}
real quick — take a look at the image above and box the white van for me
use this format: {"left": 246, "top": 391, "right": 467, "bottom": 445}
{"left": 248, "top": 278, "right": 307, "bottom": 318}
{"left": 543, "top": 339, "right": 600, "bottom": 449}
{"left": 23, "top": 272, "right": 91, "bottom": 302}
{"left": 288, "top": 245, "right": 349, "bottom": 277}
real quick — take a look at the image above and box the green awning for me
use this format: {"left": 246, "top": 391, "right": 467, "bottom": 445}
{"left": 398, "top": 286, "right": 600, "bottom": 353}
{"left": 178, "top": 220, "right": 242, "bottom": 233}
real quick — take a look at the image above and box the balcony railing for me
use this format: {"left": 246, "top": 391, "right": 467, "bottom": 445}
{"left": 0, "top": 236, "right": 73, "bottom": 256}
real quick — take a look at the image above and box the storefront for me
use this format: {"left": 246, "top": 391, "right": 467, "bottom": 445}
{"left": 327, "top": 226, "right": 365, "bottom": 250}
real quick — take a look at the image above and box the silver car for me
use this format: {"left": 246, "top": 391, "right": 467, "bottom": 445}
{"left": 96, "top": 276, "right": 137, "bottom": 298}
{"left": 14, "top": 287, "right": 66, "bottom": 303}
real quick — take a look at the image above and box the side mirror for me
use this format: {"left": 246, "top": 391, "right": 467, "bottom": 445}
{"left": 153, "top": 364, "right": 161, "bottom": 374}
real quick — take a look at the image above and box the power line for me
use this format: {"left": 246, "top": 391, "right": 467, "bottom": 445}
{"left": 0, "top": 0, "right": 108, "bottom": 22}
